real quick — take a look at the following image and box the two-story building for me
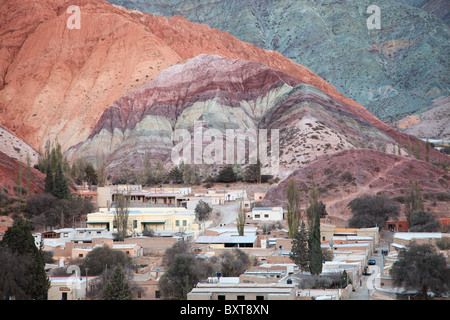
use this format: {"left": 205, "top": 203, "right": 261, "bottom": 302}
{"left": 86, "top": 206, "right": 209, "bottom": 237}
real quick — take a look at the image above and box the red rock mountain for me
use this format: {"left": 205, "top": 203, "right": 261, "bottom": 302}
{"left": 67, "top": 54, "right": 449, "bottom": 179}
{"left": 0, "top": 151, "right": 45, "bottom": 197}
{"left": 0, "top": 0, "right": 362, "bottom": 153}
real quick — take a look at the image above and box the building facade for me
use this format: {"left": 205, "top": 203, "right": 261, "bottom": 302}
{"left": 86, "top": 207, "right": 206, "bottom": 236}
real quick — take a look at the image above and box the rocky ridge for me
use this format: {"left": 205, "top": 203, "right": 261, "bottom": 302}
{"left": 111, "top": 0, "right": 450, "bottom": 137}
{"left": 0, "top": 0, "right": 362, "bottom": 153}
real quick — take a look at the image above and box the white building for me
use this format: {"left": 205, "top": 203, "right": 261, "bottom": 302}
{"left": 48, "top": 276, "right": 98, "bottom": 300}
{"left": 33, "top": 227, "right": 113, "bottom": 248}
{"left": 250, "top": 207, "right": 284, "bottom": 221}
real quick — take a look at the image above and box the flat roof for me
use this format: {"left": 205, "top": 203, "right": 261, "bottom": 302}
{"left": 196, "top": 235, "right": 257, "bottom": 244}
{"left": 145, "top": 193, "right": 182, "bottom": 197}
{"left": 394, "top": 232, "right": 442, "bottom": 240}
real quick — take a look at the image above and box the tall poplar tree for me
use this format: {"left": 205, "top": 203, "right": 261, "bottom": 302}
{"left": 286, "top": 178, "right": 301, "bottom": 238}
{"left": 404, "top": 180, "right": 424, "bottom": 227}
{"left": 308, "top": 209, "right": 323, "bottom": 275}
{"left": 236, "top": 201, "right": 246, "bottom": 236}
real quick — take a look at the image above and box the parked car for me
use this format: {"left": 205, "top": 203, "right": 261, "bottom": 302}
{"left": 368, "top": 258, "right": 376, "bottom": 265}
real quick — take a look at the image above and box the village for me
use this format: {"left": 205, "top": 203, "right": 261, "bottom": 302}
{"left": 29, "top": 182, "right": 450, "bottom": 301}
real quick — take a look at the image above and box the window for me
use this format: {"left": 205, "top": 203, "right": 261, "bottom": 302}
{"left": 264, "top": 214, "right": 269, "bottom": 218}
{"left": 79, "top": 254, "right": 83, "bottom": 258}
{"left": 237, "top": 295, "right": 245, "bottom": 300}
{"left": 218, "top": 295, "right": 226, "bottom": 300}
{"left": 176, "top": 220, "right": 180, "bottom": 227}
{"left": 134, "top": 220, "right": 137, "bottom": 228}
{"left": 183, "top": 220, "right": 187, "bottom": 227}
{"left": 255, "top": 214, "right": 260, "bottom": 219}
{"left": 155, "top": 291, "right": 160, "bottom": 299}
{"left": 256, "top": 296, "right": 264, "bottom": 300}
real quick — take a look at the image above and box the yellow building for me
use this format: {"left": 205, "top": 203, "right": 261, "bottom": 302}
{"left": 86, "top": 207, "right": 207, "bottom": 236}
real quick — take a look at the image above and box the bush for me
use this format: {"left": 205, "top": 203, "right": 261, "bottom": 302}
{"left": 216, "top": 165, "right": 237, "bottom": 183}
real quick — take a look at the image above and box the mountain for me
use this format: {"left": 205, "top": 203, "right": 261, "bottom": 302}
{"left": 0, "top": 0, "right": 360, "bottom": 154}
{"left": 109, "top": 0, "right": 450, "bottom": 138}
{"left": 0, "top": 151, "right": 45, "bottom": 197}
{"left": 0, "top": 125, "right": 40, "bottom": 166}
{"left": 66, "top": 54, "right": 449, "bottom": 180}
{"left": 262, "top": 149, "right": 450, "bottom": 220}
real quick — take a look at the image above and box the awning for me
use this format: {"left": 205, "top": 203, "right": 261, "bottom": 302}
{"left": 141, "top": 221, "right": 166, "bottom": 224}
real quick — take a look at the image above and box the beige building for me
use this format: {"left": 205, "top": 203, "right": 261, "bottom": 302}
{"left": 86, "top": 207, "right": 208, "bottom": 237}
{"left": 48, "top": 276, "right": 97, "bottom": 300}
{"left": 187, "top": 277, "right": 297, "bottom": 300}
{"left": 391, "top": 232, "right": 447, "bottom": 249}
{"left": 321, "top": 225, "right": 379, "bottom": 247}
{"left": 96, "top": 185, "right": 192, "bottom": 208}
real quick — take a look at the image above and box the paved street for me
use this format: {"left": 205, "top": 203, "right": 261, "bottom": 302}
{"left": 349, "top": 230, "right": 397, "bottom": 300}
{"left": 213, "top": 201, "right": 240, "bottom": 225}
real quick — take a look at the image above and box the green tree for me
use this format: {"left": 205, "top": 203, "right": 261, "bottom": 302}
{"left": 159, "top": 254, "right": 206, "bottom": 300}
{"left": 243, "top": 160, "right": 261, "bottom": 183}
{"left": 102, "top": 265, "right": 133, "bottom": 300}
{"left": 168, "top": 166, "right": 183, "bottom": 184}
{"left": 390, "top": 243, "right": 449, "bottom": 298}
{"left": 414, "top": 139, "right": 421, "bottom": 160}
{"left": 348, "top": 195, "right": 400, "bottom": 229}
{"left": 404, "top": 180, "right": 424, "bottom": 227}
{"left": 218, "top": 248, "right": 250, "bottom": 277}
{"left": 308, "top": 209, "right": 322, "bottom": 275}
{"left": 409, "top": 210, "right": 441, "bottom": 232}
{"left": 286, "top": 178, "right": 301, "bottom": 238}
{"left": 53, "top": 161, "right": 69, "bottom": 199}
{"left": 290, "top": 221, "right": 309, "bottom": 272}
{"left": 0, "top": 219, "right": 50, "bottom": 299}
{"left": 42, "top": 143, "right": 70, "bottom": 199}
{"left": 0, "top": 246, "right": 29, "bottom": 299}
{"left": 194, "top": 200, "right": 213, "bottom": 221}
{"left": 236, "top": 201, "right": 246, "bottom": 236}
{"left": 82, "top": 246, "right": 132, "bottom": 276}
{"left": 113, "top": 191, "right": 130, "bottom": 241}
{"left": 216, "top": 165, "right": 237, "bottom": 183}
{"left": 306, "top": 186, "right": 327, "bottom": 229}
{"left": 183, "top": 164, "right": 201, "bottom": 185}
{"left": 26, "top": 154, "right": 31, "bottom": 197}
{"left": 44, "top": 162, "right": 54, "bottom": 194}
{"left": 84, "top": 162, "right": 98, "bottom": 187}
